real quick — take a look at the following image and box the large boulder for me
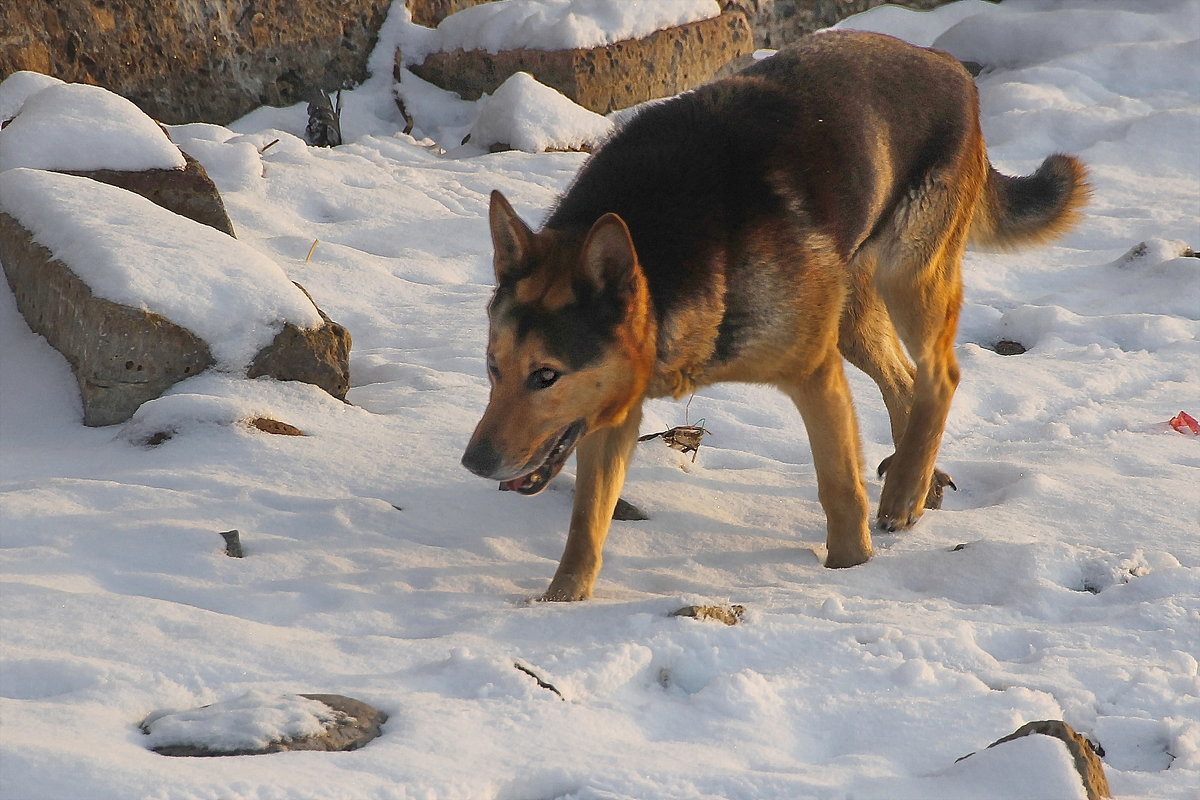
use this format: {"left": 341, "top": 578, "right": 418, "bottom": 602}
{"left": 0, "top": 0, "right": 394, "bottom": 125}
{"left": 0, "top": 78, "right": 236, "bottom": 236}
{"left": 408, "top": 0, "right": 492, "bottom": 29}
{"left": 408, "top": 9, "right": 755, "bottom": 115}
{"left": 0, "top": 168, "right": 351, "bottom": 426}
{"left": 0, "top": 215, "right": 214, "bottom": 427}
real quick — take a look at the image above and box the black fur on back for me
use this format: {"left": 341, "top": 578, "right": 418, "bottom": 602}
{"left": 545, "top": 79, "right": 798, "bottom": 322}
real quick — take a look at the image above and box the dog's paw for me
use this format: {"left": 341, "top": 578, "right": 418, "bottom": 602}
{"left": 824, "top": 549, "right": 871, "bottom": 569}
{"left": 877, "top": 457, "right": 957, "bottom": 513}
{"left": 875, "top": 485, "right": 927, "bottom": 532}
{"left": 875, "top": 509, "right": 921, "bottom": 532}
{"left": 541, "top": 575, "right": 592, "bottom": 602}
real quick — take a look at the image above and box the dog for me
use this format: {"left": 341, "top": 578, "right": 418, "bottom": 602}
{"left": 462, "top": 30, "right": 1089, "bottom": 601}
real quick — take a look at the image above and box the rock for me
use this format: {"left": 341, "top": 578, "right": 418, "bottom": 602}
{"left": 0, "top": 197, "right": 350, "bottom": 425}
{"left": 249, "top": 418, "right": 304, "bottom": 436}
{"left": 61, "top": 152, "right": 237, "bottom": 237}
{"left": 218, "top": 529, "right": 244, "bottom": 558}
{"left": 246, "top": 284, "right": 352, "bottom": 402}
{"left": 1, "top": 79, "right": 235, "bottom": 235}
{"left": 408, "top": 10, "right": 754, "bottom": 115}
{"left": 408, "top": 0, "right": 491, "bottom": 29}
{"left": 612, "top": 497, "right": 648, "bottom": 521}
{"left": 993, "top": 340, "right": 1027, "bottom": 356}
{"left": 143, "top": 693, "right": 387, "bottom": 757}
{"left": 0, "top": 211, "right": 214, "bottom": 426}
{"left": 671, "top": 604, "right": 746, "bottom": 626}
{"left": 0, "top": 0, "right": 394, "bottom": 126}
{"left": 961, "top": 720, "right": 1112, "bottom": 800}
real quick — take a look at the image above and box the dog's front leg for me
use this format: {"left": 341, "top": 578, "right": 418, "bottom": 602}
{"left": 543, "top": 403, "right": 644, "bottom": 601}
{"left": 783, "top": 349, "right": 872, "bottom": 569}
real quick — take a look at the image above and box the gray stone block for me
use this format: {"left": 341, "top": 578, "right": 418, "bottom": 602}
{"left": 408, "top": 10, "right": 755, "bottom": 114}
{"left": 0, "top": 210, "right": 214, "bottom": 426}
{"left": 0, "top": 209, "right": 351, "bottom": 426}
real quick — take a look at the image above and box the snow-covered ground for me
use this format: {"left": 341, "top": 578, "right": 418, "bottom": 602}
{"left": 1, "top": 1, "right": 1198, "bottom": 798}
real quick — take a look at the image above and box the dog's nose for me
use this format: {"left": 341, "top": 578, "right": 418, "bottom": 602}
{"left": 461, "top": 439, "right": 502, "bottom": 478}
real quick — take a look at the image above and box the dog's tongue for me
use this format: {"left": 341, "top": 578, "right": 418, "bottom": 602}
{"left": 499, "top": 471, "right": 543, "bottom": 493}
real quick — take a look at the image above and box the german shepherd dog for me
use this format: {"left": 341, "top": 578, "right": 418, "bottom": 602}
{"left": 462, "top": 31, "right": 1088, "bottom": 601}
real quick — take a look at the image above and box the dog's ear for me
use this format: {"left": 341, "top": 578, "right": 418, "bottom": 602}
{"left": 579, "top": 213, "right": 637, "bottom": 292}
{"left": 489, "top": 190, "right": 534, "bottom": 283}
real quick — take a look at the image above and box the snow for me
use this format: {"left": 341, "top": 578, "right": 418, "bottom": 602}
{"left": 0, "top": 168, "right": 322, "bottom": 369}
{"left": 0, "top": 71, "right": 63, "bottom": 124}
{"left": 830, "top": 0, "right": 1001, "bottom": 47}
{"left": 0, "top": 1, "right": 1198, "bottom": 799}
{"left": 469, "top": 72, "right": 613, "bottom": 153}
{"left": 0, "top": 80, "right": 186, "bottom": 172}
{"left": 411, "top": 0, "right": 721, "bottom": 58}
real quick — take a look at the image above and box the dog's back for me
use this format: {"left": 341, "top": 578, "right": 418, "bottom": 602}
{"left": 549, "top": 31, "right": 1085, "bottom": 315}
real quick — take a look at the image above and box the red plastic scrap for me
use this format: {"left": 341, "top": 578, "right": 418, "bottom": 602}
{"left": 1169, "top": 411, "right": 1200, "bottom": 435}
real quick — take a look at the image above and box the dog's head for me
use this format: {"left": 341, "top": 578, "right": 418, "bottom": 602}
{"left": 461, "top": 191, "right": 655, "bottom": 494}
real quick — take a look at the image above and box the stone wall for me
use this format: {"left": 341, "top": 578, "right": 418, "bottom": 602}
{"left": 0, "top": 0, "right": 393, "bottom": 125}
{"left": 407, "top": 0, "right": 490, "bottom": 28}
{"left": 409, "top": 11, "right": 754, "bottom": 115}
{"left": 0, "top": 0, "right": 976, "bottom": 128}
{"left": 404, "top": 1, "right": 970, "bottom": 44}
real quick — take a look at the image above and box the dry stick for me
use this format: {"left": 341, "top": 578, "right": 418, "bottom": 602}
{"left": 513, "top": 662, "right": 565, "bottom": 700}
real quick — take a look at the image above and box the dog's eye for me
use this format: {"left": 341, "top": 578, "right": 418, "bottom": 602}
{"left": 527, "top": 367, "right": 560, "bottom": 390}
{"left": 486, "top": 354, "right": 500, "bottom": 380}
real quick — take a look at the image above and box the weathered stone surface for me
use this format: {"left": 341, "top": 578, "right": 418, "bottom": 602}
{"left": 408, "top": 10, "right": 755, "bottom": 114}
{"left": 61, "top": 152, "right": 237, "bottom": 237}
{"left": 0, "top": 211, "right": 214, "bottom": 426}
{"left": 145, "top": 694, "right": 388, "bottom": 757}
{"left": 960, "top": 720, "right": 1112, "bottom": 800}
{"left": 0, "top": 0, "right": 393, "bottom": 125}
{"left": 247, "top": 284, "right": 352, "bottom": 402}
{"left": 0, "top": 215, "right": 350, "bottom": 425}
{"left": 250, "top": 418, "right": 305, "bottom": 436}
{"left": 0, "top": 1, "right": 969, "bottom": 129}
{"left": 407, "top": 0, "right": 491, "bottom": 29}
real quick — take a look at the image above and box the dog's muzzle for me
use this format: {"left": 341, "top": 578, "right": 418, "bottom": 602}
{"left": 461, "top": 419, "right": 585, "bottom": 496}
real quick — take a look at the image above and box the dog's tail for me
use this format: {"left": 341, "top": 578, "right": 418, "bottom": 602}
{"left": 969, "top": 154, "right": 1090, "bottom": 250}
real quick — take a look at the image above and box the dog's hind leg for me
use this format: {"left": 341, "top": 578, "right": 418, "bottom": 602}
{"left": 871, "top": 178, "right": 973, "bottom": 531}
{"left": 544, "top": 403, "right": 644, "bottom": 601}
{"left": 782, "top": 347, "right": 872, "bottom": 569}
{"left": 839, "top": 267, "right": 956, "bottom": 509}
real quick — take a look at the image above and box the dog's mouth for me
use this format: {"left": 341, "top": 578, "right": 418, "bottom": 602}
{"left": 499, "top": 419, "right": 586, "bottom": 495}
